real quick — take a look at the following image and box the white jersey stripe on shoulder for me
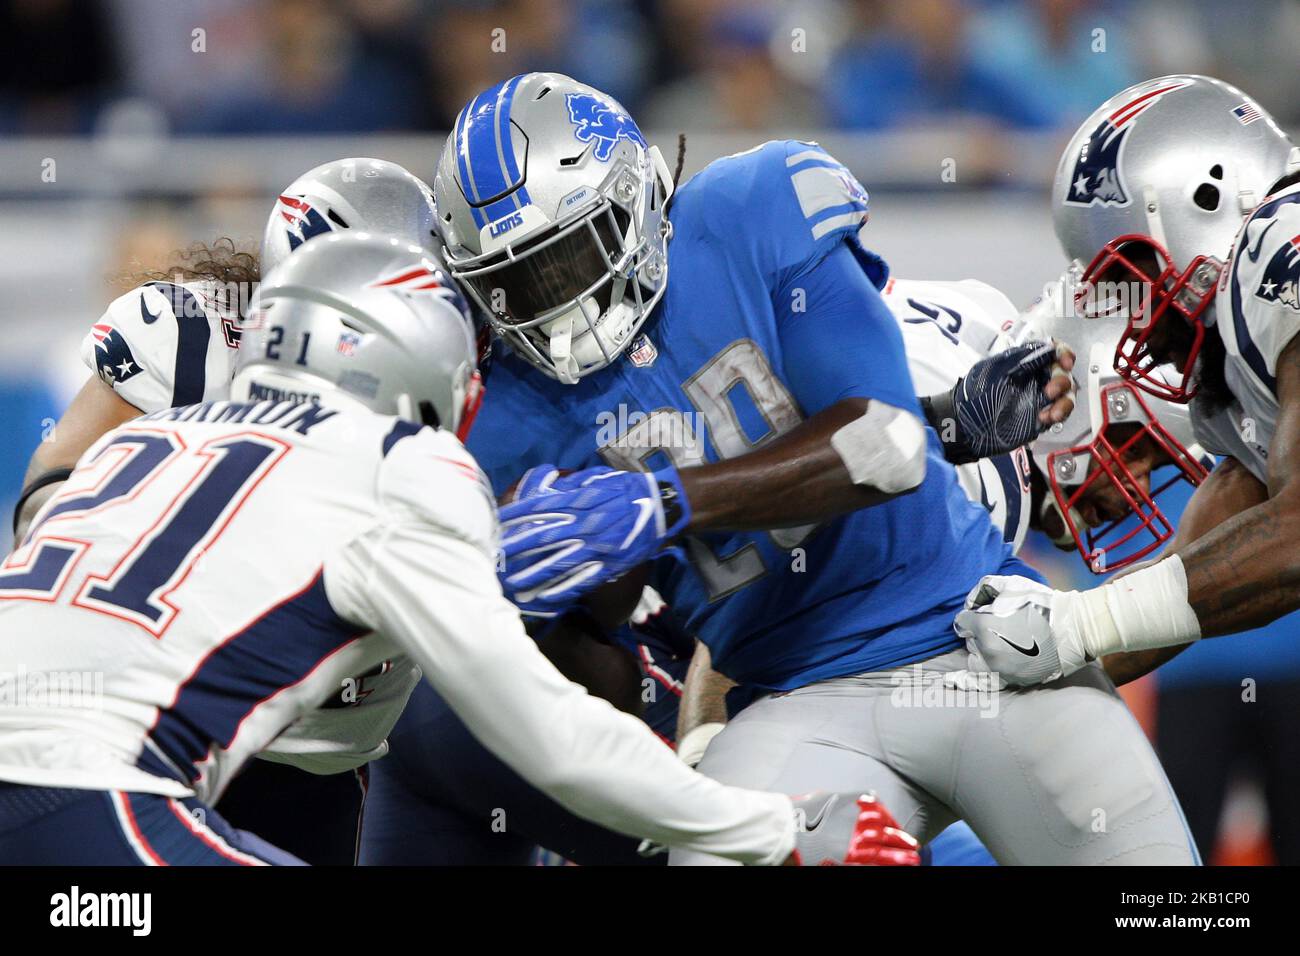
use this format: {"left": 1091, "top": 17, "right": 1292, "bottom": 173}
{"left": 812, "top": 212, "right": 869, "bottom": 241}
{"left": 785, "top": 147, "right": 829, "bottom": 167}
{"left": 109, "top": 791, "right": 163, "bottom": 866}
{"left": 791, "top": 166, "right": 862, "bottom": 220}
{"left": 166, "top": 799, "right": 268, "bottom": 866}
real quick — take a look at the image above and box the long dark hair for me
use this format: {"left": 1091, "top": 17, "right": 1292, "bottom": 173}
{"left": 127, "top": 237, "right": 261, "bottom": 318}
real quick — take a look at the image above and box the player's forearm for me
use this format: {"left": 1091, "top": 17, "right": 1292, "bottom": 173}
{"left": 675, "top": 641, "right": 733, "bottom": 766}
{"left": 423, "top": 604, "right": 795, "bottom": 864}
{"left": 537, "top": 617, "right": 644, "bottom": 716}
{"left": 1102, "top": 645, "right": 1191, "bottom": 687}
{"left": 676, "top": 641, "right": 732, "bottom": 740}
{"left": 677, "top": 398, "right": 924, "bottom": 532}
{"left": 1177, "top": 484, "right": 1300, "bottom": 636}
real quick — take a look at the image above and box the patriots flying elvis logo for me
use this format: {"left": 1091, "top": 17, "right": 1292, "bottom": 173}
{"left": 277, "top": 194, "right": 334, "bottom": 252}
{"left": 1256, "top": 233, "right": 1300, "bottom": 312}
{"left": 91, "top": 324, "right": 143, "bottom": 386}
{"left": 1064, "top": 81, "right": 1190, "bottom": 208}
{"left": 565, "top": 92, "right": 646, "bottom": 162}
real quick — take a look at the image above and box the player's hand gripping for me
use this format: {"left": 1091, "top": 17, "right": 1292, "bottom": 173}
{"left": 952, "top": 574, "right": 1089, "bottom": 686}
{"left": 923, "top": 341, "right": 1075, "bottom": 464}
{"left": 788, "top": 792, "right": 920, "bottom": 866}
{"left": 497, "top": 464, "right": 690, "bottom": 615}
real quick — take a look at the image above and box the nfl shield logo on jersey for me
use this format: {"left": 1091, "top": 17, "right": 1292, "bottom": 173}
{"left": 628, "top": 333, "right": 658, "bottom": 368}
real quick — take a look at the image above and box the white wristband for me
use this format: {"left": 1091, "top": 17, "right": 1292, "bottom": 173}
{"left": 1069, "top": 556, "right": 1203, "bottom": 660}
{"left": 677, "top": 721, "right": 725, "bottom": 768}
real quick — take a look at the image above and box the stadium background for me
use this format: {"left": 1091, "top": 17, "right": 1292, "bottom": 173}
{"left": 1, "top": 0, "right": 1297, "bottom": 864}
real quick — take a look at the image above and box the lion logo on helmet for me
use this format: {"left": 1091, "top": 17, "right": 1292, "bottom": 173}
{"left": 565, "top": 92, "right": 647, "bottom": 163}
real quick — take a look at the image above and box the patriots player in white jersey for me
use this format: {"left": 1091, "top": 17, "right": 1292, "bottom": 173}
{"left": 954, "top": 76, "right": 1300, "bottom": 688}
{"left": 8, "top": 158, "right": 454, "bottom": 864}
{"left": 13, "top": 158, "right": 443, "bottom": 543}
{"left": 0, "top": 233, "right": 920, "bottom": 866}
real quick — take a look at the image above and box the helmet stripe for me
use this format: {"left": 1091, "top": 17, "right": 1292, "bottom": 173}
{"left": 455, "top": 96, "right": 488, "bottom": 228}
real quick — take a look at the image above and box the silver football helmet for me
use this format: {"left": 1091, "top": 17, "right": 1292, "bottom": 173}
{"left": 1052, "top": 75, "right": 1299, "bottom": 402}
{"left": 261, "top": 158, "right": 440, "bottom": 276}
{"left": 1016, "top": 269, "right": 1209, "bottom": 573}
{"left": 433, "top": 72, "right": 675, "bottom": 384}
{"left": 232, "top": 232, "right": 483, "bottom": 439}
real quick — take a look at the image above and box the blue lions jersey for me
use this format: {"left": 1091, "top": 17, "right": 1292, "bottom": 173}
{"left": 470, "top": 140, "right": 1036, "bottom": 691}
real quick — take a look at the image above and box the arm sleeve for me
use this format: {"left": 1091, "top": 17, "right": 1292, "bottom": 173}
{"left": 776, "top": 239, "right": 923, "bottom": 418}
{"left": 323, "top": 433, "right": 795, "bottom": 864}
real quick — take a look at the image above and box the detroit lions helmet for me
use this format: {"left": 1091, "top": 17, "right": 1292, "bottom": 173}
{"left": 233, "top": 232, "right": 482, "bottom": 440}
{"left": 261, "top": 158, "right": 441, "bottom": 277}
{"left": 433, "top": 73, "right": 675, "bottom": 384}
{"left": 1016, "top": 269, "right": 1209, "bottom": 573}
{"left": 1053, "top": 75, "right": 1299, "bottom": 402}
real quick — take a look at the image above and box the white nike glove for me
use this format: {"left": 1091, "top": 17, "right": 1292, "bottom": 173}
{"left": 953, "top": 575, "right": 1090, "bottom": 686}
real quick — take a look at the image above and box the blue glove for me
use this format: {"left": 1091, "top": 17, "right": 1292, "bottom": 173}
{"left": 497, "top": 465, "right": 690, "bottom": 614}
{"left": 922, "top": 341, "right": 1066, "bottom": 464}
{"left": 507, "top": 464, "right": 570, "bottom": 503}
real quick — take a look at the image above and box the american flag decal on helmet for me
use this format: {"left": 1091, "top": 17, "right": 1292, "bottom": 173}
{"left": 1232, "top": 102, "right": 1262, "bottom": 125}
{"left": 1065, "top": 80, "right": 1191, "bottom": 208}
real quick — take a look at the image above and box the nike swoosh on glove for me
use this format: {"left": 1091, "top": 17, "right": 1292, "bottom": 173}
{"left": 791, "top": 792, "right": 920, "bottom": 866}
{"left": 952, "top": 574, "right": 1088, "bottom": 686}
{"left": 497, "top": 465, "right": 690, "bottom": 614}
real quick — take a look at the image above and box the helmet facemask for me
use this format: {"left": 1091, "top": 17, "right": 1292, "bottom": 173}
{"left": 1044, "top": 382, "right": 1209, "bottom": 573}
{"left": 453, "top": 163, "right": 668, "bottom": 385}
{"left": 1077, "top": 235, "right": 1219, "bottom": 404}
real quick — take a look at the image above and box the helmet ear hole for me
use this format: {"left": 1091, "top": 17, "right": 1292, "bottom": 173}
{"left": 1193, "top": 182, "right": 1220, "bottom": 211}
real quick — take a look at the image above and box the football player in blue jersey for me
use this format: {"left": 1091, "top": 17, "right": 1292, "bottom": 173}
{"left": 416, "top": 72, "right": 1198, "bottom": 864}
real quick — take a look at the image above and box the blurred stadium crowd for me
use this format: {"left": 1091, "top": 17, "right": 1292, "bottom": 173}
{"left": 2, "top": 0, "right": 1298, "bottom": 138}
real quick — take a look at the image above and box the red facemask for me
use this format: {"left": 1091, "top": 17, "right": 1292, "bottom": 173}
{"left": 1045, "top": 382, "right": 1209, "bottom": 573}
{"left": 455, "top": 370, "right": 485, "bottom": 443}
{"left": 1076, "top": 234, "right": 1220, "bottom": 404}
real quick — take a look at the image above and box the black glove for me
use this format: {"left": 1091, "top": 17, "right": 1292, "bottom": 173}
{"left": 921, "top": 341, "right": 1061, "bottom": 465}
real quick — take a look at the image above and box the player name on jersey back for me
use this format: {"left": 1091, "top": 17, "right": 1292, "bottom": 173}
{"left": 0, "top": 400, "right": 481, "bottom": 803}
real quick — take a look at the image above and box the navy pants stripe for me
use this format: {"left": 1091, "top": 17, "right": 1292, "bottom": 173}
{"left": 0, "top": 781, "right": 305, "bottom": 866}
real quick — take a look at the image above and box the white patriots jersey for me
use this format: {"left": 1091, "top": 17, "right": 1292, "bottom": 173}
{"left": 80, "top": 281, "right": 240, "bottom": 414}
{"left": 0, "top": 403, "right": 483, "bottom": 802}
{"left": 0, "top": 401, "right": 795, "bottom": 861}
{"left": 83, "top": 282, "right": 418, "bottom": 775}
{"left": 881, "top": 276, "right": 1033, "bottom": 553}
{"left": 1193, "top": 183, "right": 1300, "bottom": 484}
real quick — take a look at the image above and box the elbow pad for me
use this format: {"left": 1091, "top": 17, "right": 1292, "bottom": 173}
{"left": 830, "top": 402, "right": 927, "bottom": 494}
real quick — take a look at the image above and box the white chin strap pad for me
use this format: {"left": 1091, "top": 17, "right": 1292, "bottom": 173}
{"left": 830, "top": 401, "right": 928, "bottom": 494}
{"left": 544, "top": 312, "right": 579, "bottom": 385}
{"left": 544, "top": 298, "right": 607, "bottom": 385}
